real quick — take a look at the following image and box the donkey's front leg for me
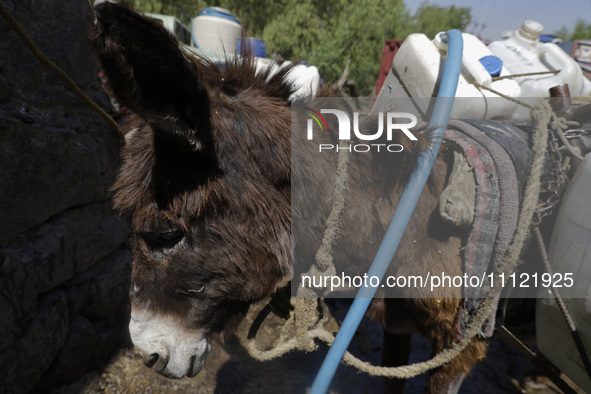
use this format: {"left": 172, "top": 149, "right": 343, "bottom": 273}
{"left": 382, "top": 331, "right": 411, "bottom": 394}
{"left": 424, "top": 336, "right": 487, "bottom": 394}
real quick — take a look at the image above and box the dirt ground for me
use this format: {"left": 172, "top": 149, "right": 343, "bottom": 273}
{"left": 52, "top": 300, "right": 575, "bottom": 394}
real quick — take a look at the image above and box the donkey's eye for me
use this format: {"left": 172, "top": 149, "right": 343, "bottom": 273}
{"left": 160, "top": 230, "right": 183, "bottom": 240}
{"left": 142, "top": 229, "right": 184, "bottom": 249}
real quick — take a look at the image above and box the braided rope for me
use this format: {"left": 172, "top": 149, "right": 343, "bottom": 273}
{"left": 0, "top": 1, "right": 125, "bottom": 144}
{"left": 244, "top": 101, "right": 552, "bottom": 378}
{"left": 491, "top": 70, "right": 559, "bottom": 81}
{"left": 313, "top": 140, "right": 351, "bottom": 275}
{"left": 297, "top": 140, "right": 351, "bottom": 299}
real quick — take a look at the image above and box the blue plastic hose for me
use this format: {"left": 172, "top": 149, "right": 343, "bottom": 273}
{"left": 308, "top": 29, "right": 463, "bottom": 394}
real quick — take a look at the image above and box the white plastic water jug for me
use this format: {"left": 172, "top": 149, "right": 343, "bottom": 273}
{"left": 392, "top": 32, "right": 521, "bottom": 120}
{"left": 536, "top": 153, "right": 591, "bottom": 393}
{"left": 488, "top": 20, "right": 591, "bottom": 120}
{"left": 266, "top": 61, "right": 321, "bottom": 100}
{"left": 191, "top": 7, "right": 241, "bottom": 54}
{"left": 183, "top": 45, "right": 320, "bottom": 101}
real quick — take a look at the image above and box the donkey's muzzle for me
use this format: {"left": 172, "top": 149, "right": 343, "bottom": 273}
{"left": 129, "top": 311, "right": 210, "bottom": 378}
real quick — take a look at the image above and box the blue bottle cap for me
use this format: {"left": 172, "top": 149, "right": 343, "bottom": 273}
{"left": 479, "top": 55, "right": 503, "bottom": 77}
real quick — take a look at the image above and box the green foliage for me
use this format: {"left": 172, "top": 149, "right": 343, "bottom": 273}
{"left": 126, "top": 0, "right": 199, "bottom": 24}
{"left": 126, "top": 0, "right": 279, "bottom": 32}
{"left": 218, "top": 0, "right": 283, "bottom": 36}
{"left": 301, "top": 0, "right": 411, "bottom": 96}
{"left": 556, "top": 19, "right": 591, "bottom": 41}
{"left": 408, "top": 3, "right": 471, "bottom": 38}
{"left": 261, "top": 1, "right": 327, "bottom": 60}
{"left": 261, "top": 1, "right": 469, "bottom": 95}
{"left": 128, "top": 0, "right": 471, "bottom": 96}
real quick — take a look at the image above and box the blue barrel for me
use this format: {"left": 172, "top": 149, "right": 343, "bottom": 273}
{"left": 237, "top": 38, "right": 267, "bottom": 58}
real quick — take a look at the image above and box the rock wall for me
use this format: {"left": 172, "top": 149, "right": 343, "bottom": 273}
{"left": 0, "top": 1, "right": 130, "bottom": 392}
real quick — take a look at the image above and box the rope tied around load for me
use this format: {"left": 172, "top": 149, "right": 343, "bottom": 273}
{"left": 298, "top": 139, "right": 352, "bottom": 299}
{"left": 242, "top": 99, "right": 553, "bottom": 379}
{"left": 244, "top": 137, "right": 351, "bottom": 359}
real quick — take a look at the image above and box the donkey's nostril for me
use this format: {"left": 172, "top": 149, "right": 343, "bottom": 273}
{"left": 187, "top": 355, "right": 198, "bottom": 377}
{"left": 144, "top": 353, "right": 159, "bottom": 368}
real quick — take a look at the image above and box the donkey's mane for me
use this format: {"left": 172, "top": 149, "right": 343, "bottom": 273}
{"left": 193, "top": 54, "right": 296, "bottom": 102}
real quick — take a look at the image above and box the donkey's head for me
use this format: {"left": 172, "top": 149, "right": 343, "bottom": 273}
{"left": 92, "top": 1, "right": 293, "bottom": 378}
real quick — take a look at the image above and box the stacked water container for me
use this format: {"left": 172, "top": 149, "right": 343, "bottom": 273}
{"left": 190, "top": 8, "right": 267, "bottom": 59}
{"left": 392, "top": 21, "right": 591, "bottom": 121}
{"left": 488, "top": 20, "right": 591, "bottom": 120}
{"left": 188, "top": 7, "right": 320, "bottom": 101}
{"left": 191, "top": 7, "right": 241, "bottom": 54}
{"left": 393, "top": 31, "right": 521, "bottom": 120}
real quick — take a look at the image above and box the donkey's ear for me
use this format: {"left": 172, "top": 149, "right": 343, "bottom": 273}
{"left": 92, "top": 1, "right": 209, "bottom": 149}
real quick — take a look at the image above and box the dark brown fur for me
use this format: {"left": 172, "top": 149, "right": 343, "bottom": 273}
{"left": 92, "top": 2, "right": 486, "bottom": 392}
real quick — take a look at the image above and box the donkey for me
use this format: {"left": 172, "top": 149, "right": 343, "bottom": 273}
{"left": 92, "top": 1, "right": 487, "bottom": 392}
